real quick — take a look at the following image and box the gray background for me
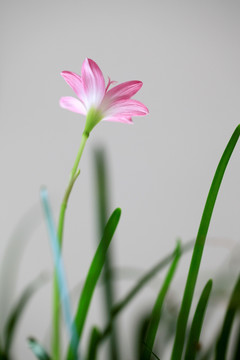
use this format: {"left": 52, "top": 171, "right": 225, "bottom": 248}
{"left": 0, "top": 0, "right": 240, "bottom": 358}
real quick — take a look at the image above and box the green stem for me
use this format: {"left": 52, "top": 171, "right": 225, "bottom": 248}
{"left": 70, "top": 131, "right": 89, "bottom": 180}
{"left": 52, "top": 132, "right": 88, "bottom": 360}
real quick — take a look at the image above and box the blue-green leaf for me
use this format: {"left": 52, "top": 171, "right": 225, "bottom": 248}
{"left": 40, "top": 188, "right": 78, "bottom": 358}
{"left": 28, "top": 338, "right": 51, "bottom": 360}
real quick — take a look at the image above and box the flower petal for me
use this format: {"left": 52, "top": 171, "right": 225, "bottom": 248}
{"left": 106, "top": 81, "right": 143, "bottom": 101}
{"left": 61, "top": 71, "right": 86, "bottom": 103}
{"left": 105, "top": 99, "right": 149, "bottom": 117}
{"left": 59, "top": 97, "right": 86, "bottom": 115}
{"left": 105, "top": 77, "right": 117, "bottom": 92}
{"left": 102, "top": 115, "right": 133, "bottom": 124}
{"left": 81, "top": 58, "right": 105, "bottom": 108}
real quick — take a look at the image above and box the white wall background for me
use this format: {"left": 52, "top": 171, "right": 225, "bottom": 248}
{"left": 0, "top": 1, "right": 240, "bottom": 359}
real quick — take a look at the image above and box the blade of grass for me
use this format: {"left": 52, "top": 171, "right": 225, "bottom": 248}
{"left": 142, "top": 343, "right": 161, "bottom": 360}
{"left": 97, "top": 239, "right": 194, "bottom": 349}
{"left": 141, "top": 241, "right": 181, "bottom": 360}
{"left": 66, "top": 208, "right": 121, "bottom": 360}
{"left": 113, "top": 240, "right": 194, "bottom": 318}
{"left": 3, "top": 273, "right": 48, "bottom": 355}
{"left": 28, "top": 338, "right": 52, "bottom": 360}
{"left": 171, "top": 124, "right": 240, "bottom": 360}
{"left": 94, "top": 148, "right": 119, "bottom": 360}
{"left": 215, "top": 275, "right": 240, "bottom": 360}
{"left": 184, "top": 279, "right": 213, "bottom": 360}
{"left": 86, "top": 327, "right": 102, "bottom": 360}
{"left": 232, "top": 319, "right": 240, "bottom": 360}
{"left": 53, "top": 169, "right": 80, "bottom": 360}
{"left": 40, "top": 188, "right": 78, "bottom": 359}
{"left": 0, "top": 204, "right": 42, "bottom": 328}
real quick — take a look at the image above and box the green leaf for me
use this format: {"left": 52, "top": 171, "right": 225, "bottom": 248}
{"left": 86, "top": 327, "right": 102, "bottom": 360}
{"left": 94, "top": 239, "right": 194, "bottom": 353}
{"left": 40, "top": 188, "right": 78, "bottom": 359}
{"left": 94, "top": 148, "right": 119, "bottom": 360}
{"left": 184, "top": 279, "right": 213, "bottom": 360}
{"left": 4, "top": 273, "right": 48, "bottom": 354}
{"left": 232, "top": 320, "right": 240, "bottom": 360}
{"left": 171, "top": 124, "right": 240, "bottom": 360}
{"left": 215, "top": 275, "right": 240, "bottom": 359}
{"left": 142, "top": 344, "right": 161, "bottom": 360}
{"left": 141, "top": 241, "right": 181, "bottom": 360}
{"left": 66, "top": 208, "right": 121, "bottom": 360}
{"left": 0, "top": 204, "right": 42, "bottom": 329}
{"left": 28, "top": 338, "right": 52, "bottom": 360}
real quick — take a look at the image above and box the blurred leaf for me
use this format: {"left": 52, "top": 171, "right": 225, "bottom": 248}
{"left": 94, "top": 148, "right": 119, "bottom": 360}
{"left": 184, "top": 279, "right": 213, "bottom": 360}
{"left": 142, "top": 343, "right": 160, "bottom": 360}
{"left": 136, "top": 312, "right": 151, "bottom": 359}
{"left": 94, "top": 239, "right": 193, "bottom": 353}
{"left": 4, "top": 273, "right": 48, "bottom": 354}
{"left": 232, "top": 319, "right": 240, "bottom": 360}
{"left": 28, "top": 338, "right": 51, "bottom": 360}
{"left": 112, "top": 240, "right": 193, "bottom": 318}
{"left": 0, "top": 204, "right": 42, "bottom": 327}
{"left": 215, "top": 275, "right": 240, "bottom": 359}
{"left": 40, "top": 188, "right": 78, "bottom": 358}
{"left": 141, "top": 241, "right": 181, "bottom": 360}
{"left": 86, "top": 326, "right": 102, "bottom": 360}
{"left": 66, "top": 208, "right": 121, "bottom": 360}
{"left": 171, "top": 124, "right": 240, "bottom": 360}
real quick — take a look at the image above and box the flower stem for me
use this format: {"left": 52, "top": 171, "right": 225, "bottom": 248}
{"left": 70, "top": 131, "right": 89, "bottom": 180}
{"left": 52, "top": 131, "right": 89, "bottom": 360}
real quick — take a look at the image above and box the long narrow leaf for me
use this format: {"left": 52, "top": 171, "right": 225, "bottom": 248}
{"left": 141, "top": 241, "right": 181, "bottom": 360}
{"left": 215, "top": 275, "right": 240, "bottom": 359}
{"left": 171, "top": 124, "right": 240, "bottom": 360}
{"left": 66, "top": 208, "right": 121, "bottom": 360}
{"left": 232, "top": 319, "right": 240, "bottom": 360}
{"left": 94, "top": 148, "right": 119, "bottom": 360}
{"left": 86, "top": 327, "right": 102, "bottom": 360}
{"left": 28, "top": 338, "right": 52, "bottom": 360}
{"left": 184, "top": 279, "right": 213, "bottom": 360}
{"left": 4, "top": 273, "right": 48, "bottom": 354}
{"left": 98, "top": 239, "right": 194, "bottom": 347}
{"left": 0, "top": 204, "right": 42, "bottom": 328}
{"left": 40, "top": 188, "right": 78, "bottom": 358}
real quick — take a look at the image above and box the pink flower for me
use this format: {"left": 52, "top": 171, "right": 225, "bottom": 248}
{"left": 59, "top": 58, "right": 149, "bottom": 134}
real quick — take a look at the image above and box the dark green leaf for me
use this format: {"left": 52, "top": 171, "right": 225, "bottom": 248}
{"left": 86, "top": 327, "right": 102, "bottom": 360}
{"left": 94, "top": 148, "right": 119, "bottom": 360}
{"left": 171, "top": 124, "right": 240, "bottom": 360}
{"left": 184, "top": 279, "right": 213, "bottom": 360}
{"left": 0, "top": 204, "right": 42, "bottom": 328}
{"left": 215, "top": 275, "right": 240, "bottom": 359}
{"left": 141, "top": 241, "right": 181, "bottom": 360}
{"left": 4, "top": 273, "right": 48, "bottom": 354}
{"left": 96, "top": 239, "right": 194, "bottom": 351}
{"left": 28, "top": 338, "right": 51, "bottom": 360}
{"left": 66, "top": 208, "right": 121, "bottom": 360}
{"left": 232, "top": 319, "right": 240, "bottom": 360}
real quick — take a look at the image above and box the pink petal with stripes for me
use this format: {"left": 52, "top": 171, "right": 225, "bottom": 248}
{"left": 81, "top": 58, "right": 105, "bottom": 108}
{"left": 59, "top": 97, "right": 86, "bottom": 115}
{"left": 106, "top": 81, "right": 143, "bottom": 101}
{"left": 61, "top": 71, "right": 86, "bottom": 103}
{"left": 105, "top": 99, "right": 149, "bottom": 117}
